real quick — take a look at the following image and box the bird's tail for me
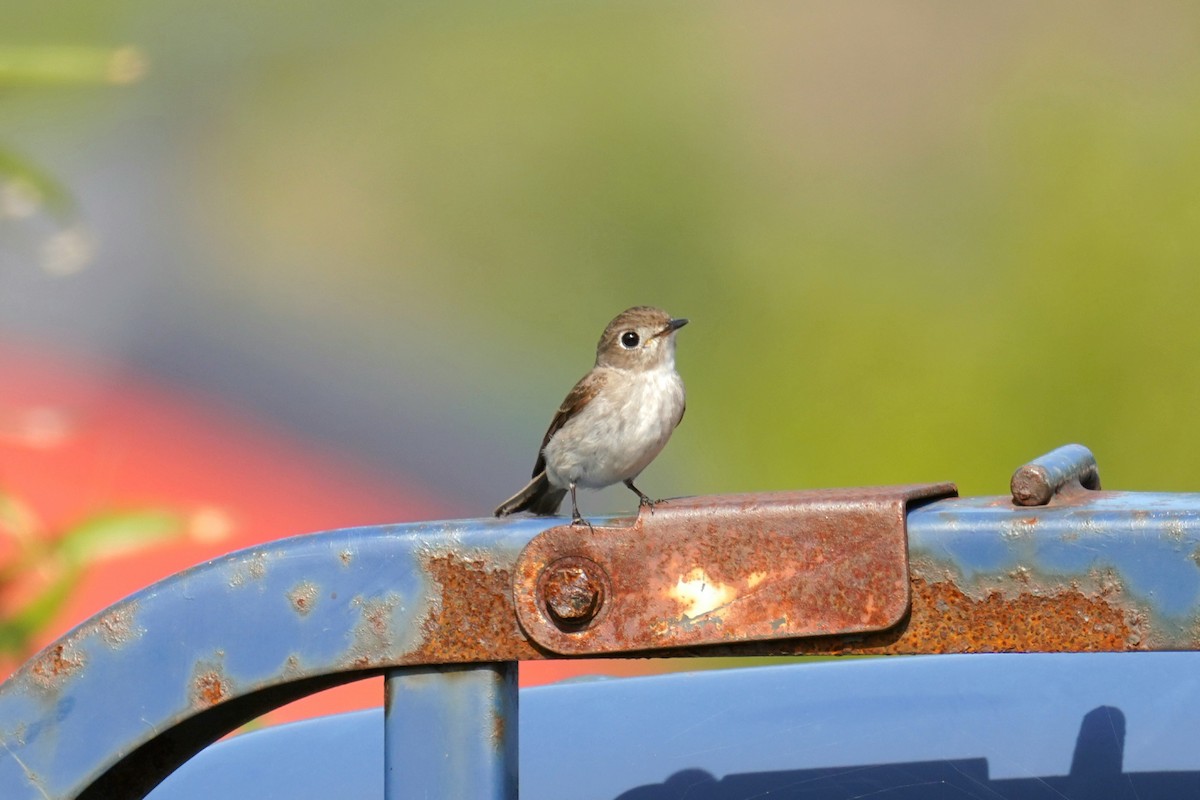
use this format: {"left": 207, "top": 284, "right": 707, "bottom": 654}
{"left": 494, "top": 471, "right": 567, "bottom": 517}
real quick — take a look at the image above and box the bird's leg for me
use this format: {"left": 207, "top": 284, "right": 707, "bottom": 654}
{"left": 624, "top": 479, "right": 655, "bottom": 512}
{"left": 568, "top": 483, "right": 591, "bottom": 528}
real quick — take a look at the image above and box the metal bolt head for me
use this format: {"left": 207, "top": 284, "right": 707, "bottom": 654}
{"left": 539, "top": 558, "right": 606, "bottom": 630}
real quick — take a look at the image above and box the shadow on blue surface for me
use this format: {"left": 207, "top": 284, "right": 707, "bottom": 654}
{"left": 148, "top": 655, "right": 1200, "bottom": 800}
{"left": 616, "top": 706, "right": 1191, "bottom": 799}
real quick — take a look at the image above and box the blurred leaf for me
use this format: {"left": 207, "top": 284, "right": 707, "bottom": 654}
{"left": 0, "top": 45, "right": 146, "bottom": 86}
{"left": 0, "top": 491, "right": 40, "bottom": 542}
{"left": 0, "top": 566, "right": 81, "bottom": 657}
{"left": 0, "top": 147, "right": 76, "bottom": 220}
{"left": 58, "top": 510, "right": 184, "bottom": 568}
{"left": 0, "top": 497, "right": 186, "bottom": 663}
{"left": 0, "top": 44, "right": 146, "bottom": 273}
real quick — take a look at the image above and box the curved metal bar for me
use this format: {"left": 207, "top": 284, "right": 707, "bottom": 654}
{"left": 7, "top": 476, "right": 1200, "bottom": 798}
{"left": 0, "top": 516, "right": 554, "bottom": 800}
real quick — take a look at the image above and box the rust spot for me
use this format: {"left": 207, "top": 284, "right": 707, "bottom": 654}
{"left": 407, "top": 553, "right": 541, "bottom": 664}
{"left": 230, "top": 551, "right": 268, "bottom": 587}
{"left": 1001, "top": 519, "right": 1035, "bottom": 540}
{"left": 29, "top": 643, "right": 85, "bottom": 690}
{"left": 190, "top": 657, "right": 233, "bottom": 709}
{"left": 1010, "top": 465, "right": 1053, "bottom": 507}
{"left": 362, "top": 599, "right": 391, "bottom": 637}
{"left": 1092, "top": 567, "right": 1124, "bottom": 597}
{"left": 281, "top": 654, "right": 303, "bottom": 679}
{"left": 193, "top": 673, "right": 227, "bottom": 707}
{"left": 288, "top": 581, "right": 319, "bottom": 615}
{"left": 339, "top": 550, "right": 353, "bottom": 567}
{"left": 492, "top": 710, "right": 506, "bottom": 749}
{"left": 81, "top": 605, "right": 143, "bottom": 648}
{"left": 889, "top": 576, "right": 1138, "bottom": 653}
{"left": 343, "top": 594, "right": 401, "bottom": 668}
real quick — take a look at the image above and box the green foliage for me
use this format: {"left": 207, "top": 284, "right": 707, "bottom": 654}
{"left": 0, "top": 45, "right": 144, "bottom": 86}
{"left": 0, "top": 44, "right": 144, "bottom": 272}
{"left": 0, "top": 492, "right": 183, "bottom": 659}
{"left": 0, "top": 147, "right": 76, "bottom": 221}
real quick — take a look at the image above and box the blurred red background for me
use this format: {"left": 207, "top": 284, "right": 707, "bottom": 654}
{"left": 0, "top": 340, "right": 657, "bottom": 726}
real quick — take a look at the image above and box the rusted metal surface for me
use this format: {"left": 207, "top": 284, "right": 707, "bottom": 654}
{"left": 406, "top": 551, "right": 543, "bottom": 665}
{"left": 720, "top": 572, "right": 1142, "bottom": 657}
{"left": 189, "top": 659, "right": 233, "bottom": 709}
{"left": 1011, "top": 443, "right": 1101, "bottom": 506}
{"left": 703, "top": 489, "right": 1187, "bottom": 657}
{"left": 0, "top": 521, "right": 548, "bottom": 800}
{"left": 514, "top": 484, "right": 956, "bottom": 655}
{"left": 287, "top": 581, "right": 318, "bottom": 615}
{"left": 7, "top": 448, "right": 1200, "bottom": 798}
{"left": 906, "top": 489, "right": 1191, "bottom": 652}
{"left": 897, "top": 573, "right": 1137, "bottom": 652}
{"left": 539, "top": 557, "right": 607, "bottom": 628}
{"left": 28, "top": 642, "right": 85, "bottom": 691}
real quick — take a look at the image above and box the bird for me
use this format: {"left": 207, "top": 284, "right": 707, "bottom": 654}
{"left": 494, "top": 305, "right": 688, "bottom": 524}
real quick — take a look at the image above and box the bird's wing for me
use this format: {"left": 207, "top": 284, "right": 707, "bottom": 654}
{"left": 532, "top": 369, "right": 608, "bottom": 478}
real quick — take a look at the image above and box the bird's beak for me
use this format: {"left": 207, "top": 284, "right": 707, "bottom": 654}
{"left": 654, "top": 317, "right": 689, "bottom": 338}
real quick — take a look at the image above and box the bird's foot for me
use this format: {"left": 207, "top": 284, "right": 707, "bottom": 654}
{"left": 638, "top": 492, "right": 673, "bottom": 512}
{"left": 625, "top": 479, "right": 660, "bottom": 514}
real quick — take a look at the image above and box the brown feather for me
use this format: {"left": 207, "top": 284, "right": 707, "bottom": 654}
{"left": 493, "top": 471, "right": 567, "bottom": 516}
{"left": 531, "top": 370, "right": 607, "bottom": 478}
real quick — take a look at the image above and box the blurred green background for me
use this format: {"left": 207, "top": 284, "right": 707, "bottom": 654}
{"left": 4, "top": 1, "right": 1200, "bottom": 514}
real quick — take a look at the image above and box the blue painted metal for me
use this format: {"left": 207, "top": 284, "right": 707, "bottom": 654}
{"left": 146, "top": 653, "right": 1200, "bottom": 799}
{"left": 0, "top": 517, "right": 553, "bottom": 800}
{"left": 906, "top": 490, "right": 1200, "bottom": 649}
{"left": 525, "top": 653, "right": 1200, "bottom": 799}
{"left": 384, "top": 664, "right": 517, "bottom": 799}
{"left": 1010, "top": 442, "right": 1101, "bottom": 505}
{"left": 5, "top": 444, "right": 1200, "bottom": 798}
{"left": 148, "top": 707, "right": 384, "bottom": 799}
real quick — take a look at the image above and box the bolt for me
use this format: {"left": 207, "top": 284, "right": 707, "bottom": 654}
{"left": 540, "top": 559, "right": 605, "bottom": 630}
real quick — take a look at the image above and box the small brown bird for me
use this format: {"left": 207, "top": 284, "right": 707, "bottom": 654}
{"left": 494, "top": 306, "right": 688, "bottom": 524}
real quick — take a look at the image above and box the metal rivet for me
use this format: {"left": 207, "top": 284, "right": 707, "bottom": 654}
{"left": 539, "top": 558, "right": 606, "bottom": 630}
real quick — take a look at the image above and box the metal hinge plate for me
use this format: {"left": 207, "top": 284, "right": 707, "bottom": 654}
{"left": 513, "top": 483, "right": 957, "bottom": 655}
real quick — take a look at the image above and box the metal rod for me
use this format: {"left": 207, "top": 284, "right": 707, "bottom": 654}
{"left": 384, "top": 663, "right": 518, "bottom": 800}
{"left": 1011, "top": 443, "right": 1100, "bottom": 506}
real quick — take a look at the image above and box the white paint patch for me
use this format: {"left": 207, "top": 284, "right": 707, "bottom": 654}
{"left": 668, "top": 567, "right": 736, "bottom": 620}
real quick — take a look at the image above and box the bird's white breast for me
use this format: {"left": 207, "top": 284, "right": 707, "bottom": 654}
{"left": 542, "top": 364, "right": 685, "bottom": 490}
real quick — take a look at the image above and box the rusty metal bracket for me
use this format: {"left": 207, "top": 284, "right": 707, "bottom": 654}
{"left": 512, "top": 483, "right": 957, "bottom": 655}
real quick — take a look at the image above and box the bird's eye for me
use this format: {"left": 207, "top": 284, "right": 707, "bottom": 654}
{"left": 620, "top": 331, "right": 640, "bottom": 349}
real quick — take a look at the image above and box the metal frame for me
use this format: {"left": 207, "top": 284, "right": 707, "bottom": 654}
{"left": 3, "top": 445, "right": 1200, "bottom": 798}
